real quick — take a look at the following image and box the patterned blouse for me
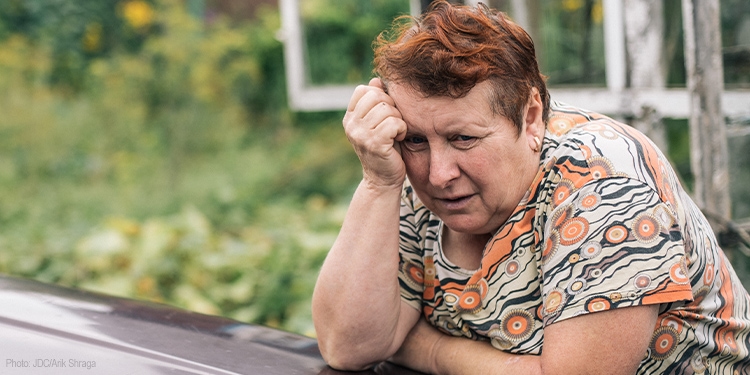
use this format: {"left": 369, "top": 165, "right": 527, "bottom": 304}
{"left": 397, "top": 102, "right": 750, "bottom": 374}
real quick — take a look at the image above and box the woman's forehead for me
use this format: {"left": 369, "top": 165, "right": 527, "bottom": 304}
{"left": 390, "top": 81, "right": 499, "bottom": 129}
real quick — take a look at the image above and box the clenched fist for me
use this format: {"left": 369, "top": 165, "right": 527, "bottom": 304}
{"left": 343, "top": 78, "right": 408, "bottom": 190}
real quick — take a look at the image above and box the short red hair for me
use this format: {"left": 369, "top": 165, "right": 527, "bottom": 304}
{"left": 374, "top": 0, "right": 550, "bottom": 132}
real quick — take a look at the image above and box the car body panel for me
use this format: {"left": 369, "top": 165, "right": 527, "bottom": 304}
{"left": 0, "top": 275, "right": 423, "bottom": 375}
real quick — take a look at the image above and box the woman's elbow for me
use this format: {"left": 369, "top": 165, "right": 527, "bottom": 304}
{"left": 318, "top": 335, "right": 392, "bottom": 371}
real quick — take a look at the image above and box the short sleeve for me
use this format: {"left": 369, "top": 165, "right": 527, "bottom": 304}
{"left": 398, "top": 182, "right": 428, "bottom": 311}
{"left": 540, "top": 177, "right": 694, "bottom": 325}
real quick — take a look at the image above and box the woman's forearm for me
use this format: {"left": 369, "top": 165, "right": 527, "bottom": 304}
{"left": 392, "top": 305, "right": 657, "bottom": 375}
{"left": 392, "top": 318, "right": 540, "bottom": 375}
{"left": 312, "top": 179, "right": 414, "bottom": 370}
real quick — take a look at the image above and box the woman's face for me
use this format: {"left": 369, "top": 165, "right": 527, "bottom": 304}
{"left": 389, "top": 81, "right": 544, "bottom": 235}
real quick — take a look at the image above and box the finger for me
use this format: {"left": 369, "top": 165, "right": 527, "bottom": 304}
{"left": 363, "top": 101, "right": 402, "bottom": 129}
{"left": 393, "top": 118, "right": 407, "bottom": 142}
{"left": 372, "top": 115, "right": 408, "bottom": 147}
{"left": 346, "top": 84, "right": 371, "bottom": 113}
{"left": 348, "top": 91, "right": 397, "bottom": 126}
{"left": 347, "top": 86, "right": 395, "bottom": 121}
{"left": 369, "top": 77, "right": 383, "bottom": 89}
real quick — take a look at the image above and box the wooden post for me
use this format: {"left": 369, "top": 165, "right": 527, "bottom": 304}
{"left": 681, "top": 0, "right": 731, "bottom": 221}
{"left": 622, "top": 0, "right": 668, "bottom": 152}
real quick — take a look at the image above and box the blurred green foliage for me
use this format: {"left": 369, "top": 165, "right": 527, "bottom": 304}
{"left": 0, "top": 0, "right": 367, "bottom": 336}
{"left": 0, "top": 0, "right": 748, "bottom": 338}
{"left": 301, "top": 0, "right": 410, "bottom": 85}
{"left": 537, "top": 0, "right": 606, "bottom": 86}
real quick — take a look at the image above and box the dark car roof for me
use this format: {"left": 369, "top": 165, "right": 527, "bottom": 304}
{"left": 0, "top": 274, "right": 423, "bottom": 375}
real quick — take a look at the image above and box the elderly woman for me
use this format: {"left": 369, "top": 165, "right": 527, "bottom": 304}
{"left": 312, "top": 1, "right": 750, "bottom": 374}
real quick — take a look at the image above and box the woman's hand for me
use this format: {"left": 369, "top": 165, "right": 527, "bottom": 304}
{"left": 390, "top": 318, "right": 444, "bottom": 374}
{"left": 343, "top": 78, "right": 408, "bottom": 190}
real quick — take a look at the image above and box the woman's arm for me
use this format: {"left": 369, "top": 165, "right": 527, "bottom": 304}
{"left": 393, "top": 304, "right": 659, "bottom": 375}
{"left": 312, "top": 78, "right": 420, "bottom": 370}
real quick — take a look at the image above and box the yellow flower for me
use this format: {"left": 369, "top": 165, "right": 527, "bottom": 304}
{"left": 122, "top": 0, "right": 154, "bottom": 30}
{"left": 562, "top": 0, "right": 583, "bottom": 12}
{"left": 82, "top": 23, "right": 103, "bottom": 52}
{"left": 592, "top": 1, "right": 603, "bottom": 24}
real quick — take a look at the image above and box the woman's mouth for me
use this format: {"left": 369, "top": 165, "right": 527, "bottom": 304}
{"left": 437, "top": 194, "right": 474, "bottom": 210}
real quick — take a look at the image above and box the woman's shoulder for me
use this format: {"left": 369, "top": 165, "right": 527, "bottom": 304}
{"left": 546, "top": 101, "right": 612, "bottom": 136}
{"left": 542, "top": 101, "right": 675, "bottom": 193}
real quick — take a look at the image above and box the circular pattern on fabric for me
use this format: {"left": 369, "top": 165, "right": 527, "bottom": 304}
{"left": 544, "top": 289, "right": 566, "bottom": 315}
{"left": 585, "top": 296, "right": 612, "bottom": 312}
{"left": 634, "top": 273, "right": 652, "bottom": 290}
{"left": 551, "top": 204, "right": 574, "bottom": 229}
{"left": 580, "top": 145, "right": 593, "bottom": 159}
{"left": 489, "top": 331, "right": 513, "bottom": 350}
{"left": 662, "top": 316, "right": 685, "bottom": 334}
{"left": 690, "top": 352, "right": 707, "bottom": 373}
{"left": 669, "top": 259, "right": 690, "bottom": 285}
{"left": 548, "top": 115, "right": 576, "bottom": 136}
{"left": 435, "top": 315, "right": 459, "bottom": 334}
{"left": 424, "top": 256, "right": 436, "bottom": 280}
{"left": 599, "top": 129, "right": 619, "bottom": 140}
{"left": 633, "top": 213, "right": 662, "bottom": 243}
{"left": 650, "top": 326, "right": 679, "bottom": 360}
{"left": 456, "top": 284, "right": 483, "bottom": 314}
{"left": 653, "top": 204, "right": 675, "bottom": 228}
{"left": 444, "top": 292, "right": 459, "bottom": 307}
{"left": 692, "top": 286, "right": 709, "bottom": 310}
{"left": 536, "top": 304, "right": 544, "bottom": 320}
{"left": 580, "top": 241, "right": 602, "bottom": 259}
{"left": 704, "top": 263, "right": 715, "bottom": 285}
{"left": 583, "top": 123, "right": 605, "bottom": 132}
{"left": 553, "top": 179, "right": 576, "bottom": 207}
{"left": 477, "top": 278, "right": 489, "bottom": 298}
{"left": 505, "top": 260, "right": 521, "bottom": 277}
{"left": 590, "top": 268, "right": 603, "bottom": 278}
{"left": 609, "top": 292, "right": 622, "bottom": 302}
{"left": 566, "top": 278, "right": 587, "bottom": 295}
{"left": 542, "top": 231, "right": 560, "bottom": 264}
{"left": 605, "top": 224, "right": 629, "bottom": 244}
{"left": 500, "top": 309, "right": 535, "bottom": 342}
{"left": 721, "top": 329, "right": 740, "bottom": 355}
{"left": 577, "top": 192, "right": 602, "bottom": 211}
{"left": 587, "top": 156, "right": 615, "bottom": 180}
{"left": 401, "top": 261, "right": 424, "bottom": 289}
{"left": 569, "top": 253, "right": 581, "bottom": 263}
{"left": 559, "top": 217, "right": 590, "bottom": 245}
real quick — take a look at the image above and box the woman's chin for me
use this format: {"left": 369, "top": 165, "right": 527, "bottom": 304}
{"left": 442, "top": 217, "right": 494, "bottom": 236}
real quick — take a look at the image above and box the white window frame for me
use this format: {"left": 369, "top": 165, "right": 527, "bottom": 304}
{"left": 279, "top": 0, "right": 750, "bottom": 118}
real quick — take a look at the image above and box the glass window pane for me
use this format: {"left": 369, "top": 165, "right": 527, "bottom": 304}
{"left": 721, "top": 0, "right": 750, "bottom": 88}
{"left": 664, "top": 0, "right": 686, "bottom": 87}
{"left": 535, "top": 0, "right": 607, "bottom": 86}
{"left": 300, "top": 0, "right": 410, "bottom": 85}
{"left": 664, "top": 0, "right": 750, "bottom": 88}
{"left": 729, "top": 130, "right": 750, "bottom": 220}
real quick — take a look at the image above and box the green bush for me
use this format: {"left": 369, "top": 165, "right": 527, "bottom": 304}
{"left": 0, "top": 0, "right": 367, "bottom": 336}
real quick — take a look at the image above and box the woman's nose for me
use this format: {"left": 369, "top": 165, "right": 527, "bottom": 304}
{"left": 428, "top": 149, "right": 460, "bottom": 188}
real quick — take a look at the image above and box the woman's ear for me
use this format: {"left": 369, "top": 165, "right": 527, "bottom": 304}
{"left": 524, "top": 87, "right": 545, "bottom": 152}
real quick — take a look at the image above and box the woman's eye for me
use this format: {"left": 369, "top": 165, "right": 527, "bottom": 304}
{"left": 406, "top": 136, "right": 426, "bottom": 144}
{"left": 402, "top": 136, "right": 428, "bottom": 151}
{"left": 451, "top": 135, "right": 478, "bottom": 149}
